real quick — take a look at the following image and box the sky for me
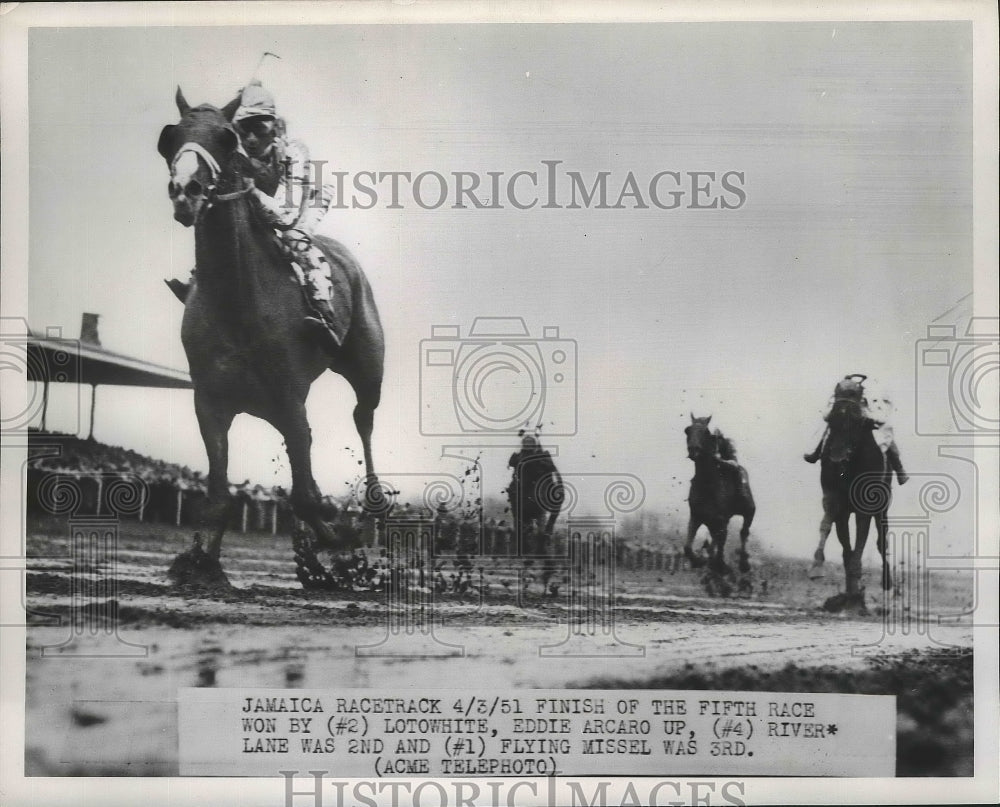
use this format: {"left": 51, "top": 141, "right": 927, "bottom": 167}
{"left": 12, "top": 19, "right": 993, "bottom": 557}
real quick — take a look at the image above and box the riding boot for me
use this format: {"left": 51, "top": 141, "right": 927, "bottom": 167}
{"left": 886, "top": 441, "right": 909, "bottom": 485}
{"left": 803, "top": 435, "right": 825, "bottom": 464}
{"left": 165, "top": 278, "right": 190, "bottom": 303}
{"left": 165, "top": 268, "right": 196, "bottom": 303}
{"left": 304, "top": 297, "right": 343, "bottom": 351}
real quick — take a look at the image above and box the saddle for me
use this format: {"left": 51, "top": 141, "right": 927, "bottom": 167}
{"left": 165, "top": 232, "right": 354, "bottom": 345}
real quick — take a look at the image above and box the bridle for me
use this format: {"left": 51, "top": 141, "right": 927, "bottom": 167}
{"left": 687, "top": 424, "right": 716, "bottom": 462}
{"left": 169, "top": 141, "right": 253, "bottom": 219}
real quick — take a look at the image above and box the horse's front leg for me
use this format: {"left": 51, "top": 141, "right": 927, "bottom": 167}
{"left": 275, "top": 401, "right": 340, "bottom": 548}
{"left": 738, "top": 506, "right": 755, "bottom": 574}
{"left": 875, "top": 510, "right": 892, "bottom": 590}
{"left": 809, "top": 495, "right": 836, "bottom": 579}
{"left": 684, "top": 515, "right": 705, "bottom": 568}
{"left": 851, "top": 513, "right": 874, "bottom": 596}
{"left": 836, "top": 513, "right": 864, "bottom": 598}
{"left": 194, "top": 394, "right": 236, "bottom": 559}
{"left": 708, "top": 523, "right": 730, "bottom": 574}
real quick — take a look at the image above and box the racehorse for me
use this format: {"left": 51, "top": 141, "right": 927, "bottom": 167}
{"left": 157, "top": 89, "right": 384, "bottom": 584}
{"left": 683, "top": 415, "right": 756, "bottom": 575}
{"left": 507, "top": 446, "right": 563, "bottom": 594}
{"left": 810, "top": 398, "right": 893, "bottom": 609}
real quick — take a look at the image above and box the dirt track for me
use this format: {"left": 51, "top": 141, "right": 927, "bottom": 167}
{"left": 24, "top": 518, "right": 975, "bottom": 776}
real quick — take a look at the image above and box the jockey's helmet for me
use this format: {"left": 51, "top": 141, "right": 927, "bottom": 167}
{"left": 833, "top": 375, "right": 866, "bottom": 404}
{"left": 234, "top": 80, "right": 277, "bottom": 122}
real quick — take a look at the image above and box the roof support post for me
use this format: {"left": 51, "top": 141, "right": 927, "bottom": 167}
{"left": 41, "top": 379, "right": 50, "bottom": 432}
{"left": 88, "top": 384, "right": 97, "bottom": 440}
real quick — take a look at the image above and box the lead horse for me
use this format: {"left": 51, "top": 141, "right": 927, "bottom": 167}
{"left": 683, "top": 415, "right": 756, "bottom": 576}
{"left": 157, "top": 89, "right": 384, "bottom": 584}
{"left": 810, "top": 399, "right": 893, "bottom": 611}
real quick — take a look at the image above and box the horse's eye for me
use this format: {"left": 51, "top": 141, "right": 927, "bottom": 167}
{"left": 185, "top": 179, "right": 205, "bottom": 198}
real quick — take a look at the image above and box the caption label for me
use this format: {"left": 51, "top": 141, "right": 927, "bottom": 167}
{"left": 178, "top": 688, "right": 895, "bottom": 777}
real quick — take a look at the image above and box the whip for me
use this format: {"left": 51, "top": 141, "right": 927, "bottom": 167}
{"left": 249, "top": 51, "right": 281, "bottom": 85}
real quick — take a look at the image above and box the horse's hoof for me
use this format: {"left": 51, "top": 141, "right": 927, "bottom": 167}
{"left": 292, "top": 527, "right": 349, "bottom": 591}
{"left": 168, "top": 545, "right": 231, "bottom": 590}
{"left": 808, "top": 563, "right": 826, "bottom": 580}
{"left": 738, "top": 554, "right": 751, "bottom": 574}
{"left": 881, "top": 568, "right": 893, "bottom": 591}
{"left": 822, "top": 591, "right": 868, "bottom": 614}
{"left": 684, "top": 547, "right": 705, "bottom": 569}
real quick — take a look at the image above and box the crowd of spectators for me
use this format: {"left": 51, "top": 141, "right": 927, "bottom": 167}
{"left": 24, "top": 430, "right": 689, "bottom": 570}
{"left": 25, "top": 429, "right": 297, "bottom": 531}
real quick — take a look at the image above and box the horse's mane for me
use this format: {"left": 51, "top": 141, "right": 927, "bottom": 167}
{"left": 190, "top": 103, "right": 225, "bottom": 117}
{"left": 714, "top": 429, "right": 738, "bottom": 461}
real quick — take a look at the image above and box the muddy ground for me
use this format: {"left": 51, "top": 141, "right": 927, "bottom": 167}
{"left": 23, "top": 517, "right": 975, "bottom": 777}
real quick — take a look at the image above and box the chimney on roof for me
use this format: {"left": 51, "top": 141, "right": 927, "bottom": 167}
{"left": 80, "top": 313, "right": 101, "bottom": 346}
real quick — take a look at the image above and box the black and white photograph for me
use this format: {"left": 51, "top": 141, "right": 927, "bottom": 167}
{"left": 1, "top": 2, "right": 997, "bottom": 805}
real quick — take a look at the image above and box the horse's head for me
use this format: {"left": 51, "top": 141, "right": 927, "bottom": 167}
{"left": 685, "top": 414, "right": 716, "bottom": 461}
{"left": 156, "top": 87, "right": 244, "bottom": 227}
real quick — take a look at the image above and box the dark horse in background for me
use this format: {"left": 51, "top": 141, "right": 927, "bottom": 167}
{"left": 811, "top": 398, "right": 893, "bottom": 612}
{"left": 157, "top": 89, "right": 384, "bottom": 584}
{"left": 683, "top": 415, "right": 756, "bottom": 577}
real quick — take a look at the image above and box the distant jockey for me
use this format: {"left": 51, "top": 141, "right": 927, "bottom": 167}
{"left": 804, "top": 374, "right": 908, "bottom": 485}
{"left": 507, "top": 433, "right": 564, "bottom": 551}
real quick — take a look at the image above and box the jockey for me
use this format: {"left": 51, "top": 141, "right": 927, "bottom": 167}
{"left": 804, "top": 374, "right": 908, "bottom": 484}
{"left": 168, "top": 81, "right": 341, "bottom": 351}
{"left": 507, "top": 433, "right": 563, "bottom": 545}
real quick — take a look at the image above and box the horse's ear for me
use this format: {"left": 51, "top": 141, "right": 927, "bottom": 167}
{"left": 705, "top": 415, "right": 712, "bottom": 426}
{"left": 220, "top": 93, "right": 241, "bottom": 122}
{"left": 690, "top": 412, "right": 696, "bottom": 422}
{"left": 175, "top": 86, "right": 191, "bottom": 115}
{"left": 220, "top": 126, "right": 239, "bottom": 153}
{"left": 157, "top": 124, "right": 177, "bottom": 160}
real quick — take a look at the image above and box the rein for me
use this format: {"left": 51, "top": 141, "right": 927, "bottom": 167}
{"left": 214, "top": 178, "right": 255, "bottom": 202}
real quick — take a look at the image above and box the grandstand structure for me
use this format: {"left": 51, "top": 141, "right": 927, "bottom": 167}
{"left": 23, "top": 313, "right": 288, "bottom": 530}
{"left": 26, "top": 429, "right": 303, "bottom": 533}
{"left": 27, "top": 313, "right": 192, "bottom": 439}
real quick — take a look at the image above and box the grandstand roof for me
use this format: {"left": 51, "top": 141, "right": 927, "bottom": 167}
{"left": 27, "top": 331, "right": 192, "bottom": 389}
